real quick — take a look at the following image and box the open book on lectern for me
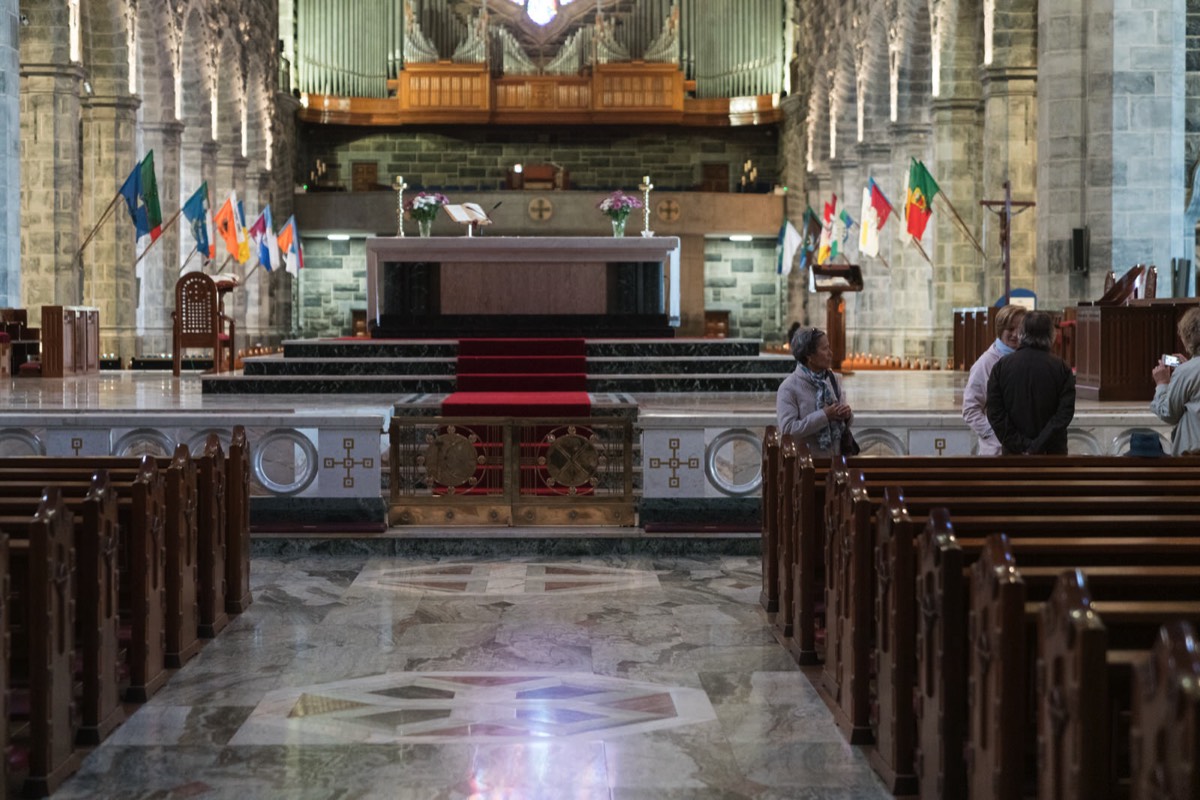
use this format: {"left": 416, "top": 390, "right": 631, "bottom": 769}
{"left": 442, "top": 203, "right": 492, "bottom": 226}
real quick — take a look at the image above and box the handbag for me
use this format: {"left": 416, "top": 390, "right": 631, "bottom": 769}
{"left": 829, "top": 371, "right": 860, "bottom": 455}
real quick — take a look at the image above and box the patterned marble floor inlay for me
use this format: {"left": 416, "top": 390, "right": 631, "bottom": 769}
{"left": 353, "top": 561, "right": 662, "bottom": 595}
{"left": 231, "top": 671, "right": 716, "bottom": 745}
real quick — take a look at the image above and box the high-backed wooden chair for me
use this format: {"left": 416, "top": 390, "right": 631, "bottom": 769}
{"left": 172, "top": 272, "right": 234, "bottom": 376}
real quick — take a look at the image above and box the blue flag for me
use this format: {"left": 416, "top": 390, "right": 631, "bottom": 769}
{"left": 181, "top": 183, "right": 215, "bottom": 260}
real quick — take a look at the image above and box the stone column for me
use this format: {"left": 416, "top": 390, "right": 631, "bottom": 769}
{"left": 888, "top": 123, "right": 934, "bottom": 359}
{"left": 778, "top": 93, "right": 814, "bottom": 330}
{"left": 140, "top": 120, "right": 184, "bottom": 355}
{"left": 980, "top": 65, "right": 1038, "bottom": 304}
{"left": 0, "top": 1, "right": 20, "bottom": 307}
{"left": 19, "top": 60, "right": 85, "bottom": 317}
{"left": 214, "top": 152, "right": 249, "bottom": 355}
{"left": 243, "top": 168, "right": 275, "bottom": 346}
{"left": 851, "top": 141, "right": 899, "bottom": 354}
{"left": 81, "top": 92, "right": 141, "bottom": 359}
{"left": 678, "top": 234, "right": 706, "bottom": 337}
{"left": 1038, "top": 0, "right": 1187, "bottom": 306}
{"left": 930, "top": 95, "right": 983, "bottom": 360}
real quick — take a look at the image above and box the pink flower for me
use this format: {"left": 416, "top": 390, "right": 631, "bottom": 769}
{"left": 597, "top": 191, "right": 643, "bottom": 220}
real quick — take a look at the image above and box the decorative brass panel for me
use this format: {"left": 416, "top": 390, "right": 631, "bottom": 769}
{"left": 389, "top": 416, "right": 634, "bottom": 526}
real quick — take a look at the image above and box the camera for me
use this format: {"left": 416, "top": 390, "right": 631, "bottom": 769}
{"left": 1163, "top": 354, "right": 1182, "bottom": 367}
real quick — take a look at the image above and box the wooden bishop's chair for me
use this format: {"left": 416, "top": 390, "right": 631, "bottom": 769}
{"left": 172, "top": 271, "right": 235, "bottom": 376}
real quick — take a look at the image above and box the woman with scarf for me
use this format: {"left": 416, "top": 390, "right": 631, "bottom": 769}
{"left": 776, "top": 327, "right": 854, "bottom": 456}
{"left": 961, "top": 304, "right": 1027, "bottom": 455}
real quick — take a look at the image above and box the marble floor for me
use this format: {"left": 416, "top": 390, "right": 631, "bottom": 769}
{"left": 51, "top": 554, "right": 891, "bottom": 800}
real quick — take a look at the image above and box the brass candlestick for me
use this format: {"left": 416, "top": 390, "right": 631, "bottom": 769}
{"left": 392, "top": 175, "right": 408, "bottom": 237}
{"left": 639, "top": 174, "right": 654, "bottom": 237}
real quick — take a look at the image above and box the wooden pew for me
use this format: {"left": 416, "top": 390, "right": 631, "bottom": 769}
{"left": 0, "top": 446, "right": 204, "bottom": 667}
{"left": 225, "top": 426, "right": 252, "bottom": 614}
{"left": 760, "top": 426, "right": 779, "bottom": 613}
{"left": 195, "top": 434, "right": 229, "bottom": 638}
{"left": 0, "top": 476, "right": 124, "bottom": 747}
{"left": 774, "top": 435, "right": 798, "bottom": 642}
{"left": 1129, "top": 621, "right": 1200, "bottom": 800}
{"left": 0, "top": 461, "right": 167, "bottom": 703}
{"left": 0, "top": 490, "right": 80, "bottom": 798}
{"left": 825, "top": 468, "right": 1200, "bottom": 754}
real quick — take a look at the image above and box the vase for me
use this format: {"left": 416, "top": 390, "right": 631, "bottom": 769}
{"left": 611, "top": 216, "right": 627, "bottom": 237}
{"left": 418, "top": 218, "right": 433, "bottom": 238}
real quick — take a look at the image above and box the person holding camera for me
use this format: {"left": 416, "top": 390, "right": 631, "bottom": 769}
{"left": 776, "top": 326, "right": 855, "bottom": 456}
{"left": 1150, "top": 306, "right": 1200, "bottom": 454}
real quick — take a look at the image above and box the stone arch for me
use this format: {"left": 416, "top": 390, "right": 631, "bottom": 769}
{"left": 860, "top": 7, "right": 891, "bottom": 142}
{"left": 805, "top": 43, "right": 834, "bottom": 173}
{"left": 933, "top": 0, "right": 983, "bottom": 100}
{"left": 178, "top": 2, "right": 213, "bottom": 268}
{"left": 831, "top": 36, "right": 858, "bottom": 161}
{"left": 78, "top": 0, "right": 132, "bottom": 96}
{"left": 135, "top": 0, "right": 175, "bottom": 125}
{"left": 215, "top": 29, "right": 245, "bottom": 174}
{"left": 892, "top": 0, "right": 933, "bottom": 126}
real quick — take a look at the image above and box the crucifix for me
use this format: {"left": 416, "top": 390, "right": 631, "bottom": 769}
{"left": 979, "top": 180, "right": 1035, "bottom": 305}
{"left": 392, "top": 175, "right": 408, "bottom": 237}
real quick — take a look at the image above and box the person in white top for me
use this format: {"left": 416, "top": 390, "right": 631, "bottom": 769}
{"left": 961, "top": 304, "right": 1027, "bottom": 455}
{"left": 1151, "top": 307, "right": 1200, "bottom": 455}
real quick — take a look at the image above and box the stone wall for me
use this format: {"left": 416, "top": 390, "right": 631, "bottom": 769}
{"left": 295, "top": 236, "right": 368, "bottom": 338}
{"left": 703, "top": 238, "right": 783, "bottom": 341}
{"left": 0, "top": 0, "right": 17, "bottom": 307}
{"left": 297, "top": 125, "right": 781, "bottom": 194}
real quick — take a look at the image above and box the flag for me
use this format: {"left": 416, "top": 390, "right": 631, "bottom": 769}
{"left": 276, "top": 215, "right": 304, "bottom": 276}
{"left": 798, "top": 207, "right": 822, "bottom": 272}
{"left": 835, "top": 209, "right": 855, "bottom": 257}
{"left": 181, "top": 183, "right": 216, "bottom": 260}
{"left": 859, "top": 178, "right": 894, "bottom": 258}
{"left": 214, "top": 192, "right": 251, "bottom": 263}
{"left": 117, "top": 151, "right": 163, "bottom": 243}
{"left": 817, "top": 195, "right": 837, "bottom": 265}
{"left": 776, "top": 219, "right": 802, "bottom": 276}
{"left": 248, "top": 205, "right": 281, "bottom": 272}
{"left": 905, "top": 158, "right": 941, "bottom": 240}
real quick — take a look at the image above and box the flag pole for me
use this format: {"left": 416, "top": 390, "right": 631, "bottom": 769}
{"left": 209, "top": 253, "right": 234, "bottom": 276}
{"left": 132, "top": 205, "right": 186, "bottom": 267}
{"left": 178, "top": 249, "right": 199, "bottom": 274}
{"left": 76, "top": 192, "right": 124, "bottom": 260}
{"left": 937, "top": 195, "right": 986, "bottom": 256}
{"left": 912, "top": 236, "right": 935, "bottom": 267}
{"left": 244, "top": 262, "right": 263, "bottom": 283}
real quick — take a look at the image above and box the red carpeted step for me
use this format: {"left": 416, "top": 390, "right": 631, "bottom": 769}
{"left": 456, "top": 373, "right": 587, "bottom": 392}
{"left": 457, "top": 338, "right": 586, "bottom": 357}
{"left": 443, "top": 391, "right": 590, "bottom": 417}
{"left": 457, "top": 355, "right": 586, "bottom": 375}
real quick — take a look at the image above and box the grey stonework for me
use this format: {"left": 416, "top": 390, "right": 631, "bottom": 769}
{"left": 0, "top": 1, "right": 17, "bottom": 307}
{"left": 12, "top": 0, "right": 287, "bottom": 360}
{"left": 5, "top": 0, "right": 1199, "bottom": 362}
{"left": 298, "top": 126, "right": 781, "bottom": 194}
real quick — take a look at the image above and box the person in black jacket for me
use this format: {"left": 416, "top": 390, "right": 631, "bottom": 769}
{"left": 985, "top": 311, "right": 1076, "bottom": 454}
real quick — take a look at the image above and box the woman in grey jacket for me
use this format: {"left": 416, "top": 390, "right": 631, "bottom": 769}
{"left": 776, "top": 327, "right": 854, "bottom": 457}
{"left": 1151, "top": 306, "right": 1200, "bottom": 454}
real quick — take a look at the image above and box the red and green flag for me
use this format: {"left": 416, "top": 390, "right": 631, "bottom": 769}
{"left": 904, "top": 158, "right": 940, "bottom": 240}
{"left": 117, "top": 151, "right": 163, "bottom": 242}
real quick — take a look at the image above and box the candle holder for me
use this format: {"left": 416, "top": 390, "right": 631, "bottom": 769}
{"left": 638, "top": 175, "right": 654, "bottom": 237}
{"left": 391, "top": 175, "right": 408, "bottom": 237}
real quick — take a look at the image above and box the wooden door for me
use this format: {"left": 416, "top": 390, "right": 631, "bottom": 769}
{"left": 351, "top": 162, "right": 378, "bottom": 193}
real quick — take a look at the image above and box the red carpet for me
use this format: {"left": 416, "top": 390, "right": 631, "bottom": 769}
{"left": 444, "top": 338, "right": 590, "bottom": 417}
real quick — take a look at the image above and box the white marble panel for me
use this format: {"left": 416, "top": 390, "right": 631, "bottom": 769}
{"left": 907, "top": 429, "right": 977, "bottom": 456}
{"left": 318, "top": 426, "right": 383, "bottom": 498}
{"left": 45, "top": 427, "right": 112, "bottom": 456}
{"left": 642, "top": 429, "right": 706, "bottom": 498}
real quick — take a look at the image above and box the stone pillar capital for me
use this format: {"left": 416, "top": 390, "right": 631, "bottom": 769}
{"left": 142, "top": 120, "right": 186, "bottom": 138}
{"left": 856, "top": 142, "right": 891, "bottom": 162}
{"left": 18, "top": 62, "right": 86, "bottom": 82}
{"left": 888, "top": 122, "right": 931, "bottom": 143}
{"left": 930, "top": 97, "right": 981, "bottom": 114}
{"left": 83, "top": 94, "right": 141, "bottom": 113}
{"left": 981, "top": 65, "right": 1038, "bottom": 96}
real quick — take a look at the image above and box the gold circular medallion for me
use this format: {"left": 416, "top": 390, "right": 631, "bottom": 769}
{"left": 527, "top": 197, "right": 554, "bottom": 222}
{"left": 543, "top": 432, "right": 599, "bottom": 488}
{"left": 421, "top": 429, "right": 479, "bottom": 487}
{"left": 656, "top": 198, "right": 681, "bottom": 223}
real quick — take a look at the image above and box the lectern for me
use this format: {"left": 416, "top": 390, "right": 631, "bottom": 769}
{"left": 812, "top": 263, "right": 864, "bottom": 369}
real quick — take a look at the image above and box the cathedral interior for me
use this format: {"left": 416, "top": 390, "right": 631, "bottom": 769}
{"left": 0, "top": 0, "right": 1198, "bottom": 796}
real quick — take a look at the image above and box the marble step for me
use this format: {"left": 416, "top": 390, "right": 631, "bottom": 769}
{"left": 201, "top": 372, "right": 786, "bottom": 394}
{"left": 241, "top": 354, "right": 793, "bottom": 377}
{"left": 280, "top": 338, "right": 764, "bottom": 359}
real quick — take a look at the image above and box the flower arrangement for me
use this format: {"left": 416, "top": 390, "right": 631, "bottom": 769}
{"left": 597, "top": 191, "right": 643, "bottom": 222}
{"left": 405, "top": 191, "right": 450, "bottom": 223}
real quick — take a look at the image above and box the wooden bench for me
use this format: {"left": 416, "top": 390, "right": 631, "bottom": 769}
{"left": 1129, "top": 621, "right": 1200, "bottom": 799}
{"left": 0, "top": 460, "right": 167, "bottom": 704}
{"left": 0, "top": 476, "right": 125, "bottom": 748}
{"left": 0, "top": 490, "right": 79, "bottom": 798}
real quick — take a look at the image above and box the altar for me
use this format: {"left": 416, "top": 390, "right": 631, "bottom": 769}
{"left": 365, "top": 236, "right": 681, "bottom": 338}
